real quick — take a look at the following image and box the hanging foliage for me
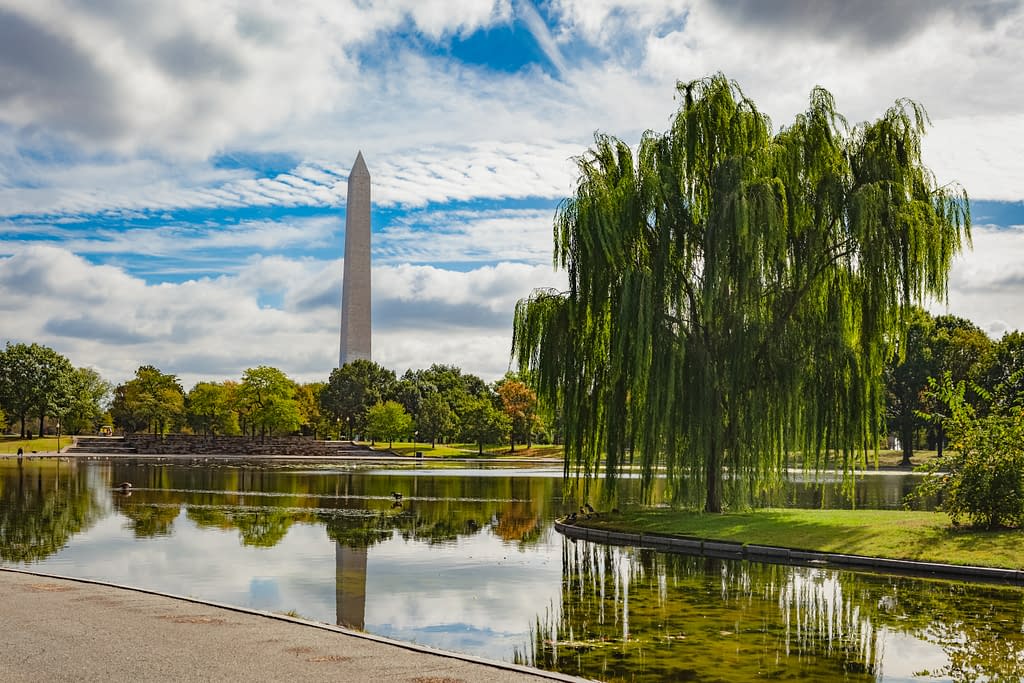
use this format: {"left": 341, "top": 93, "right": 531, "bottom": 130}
{"left": 513, "top": 74, "right": 970, "bottom": 511}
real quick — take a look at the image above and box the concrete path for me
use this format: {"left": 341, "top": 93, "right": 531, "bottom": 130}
{"left": 1, "top": 569, "right": 586, "bottom": 683}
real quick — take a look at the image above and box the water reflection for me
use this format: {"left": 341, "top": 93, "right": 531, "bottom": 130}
{"left": 0, "top": 460, "right": 103, "bottom": 562}
{"left": 520, "top": 541, "right": 1024, "bottom": 682}
{"left": 1, "top": 461, "right": 567, "bottom": 662}
{"left": 0, "top": 460, "right": 1016, "bottom": 681}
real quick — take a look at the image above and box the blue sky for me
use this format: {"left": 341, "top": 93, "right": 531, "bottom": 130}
{"left": 2, "top": 0, "right": 1024, "bottom": 387}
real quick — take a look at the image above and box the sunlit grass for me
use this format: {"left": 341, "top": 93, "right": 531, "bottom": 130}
{"left": 361, "top": 440, "right": 564, "bottom": 458}
{"left": 583, "top": 508, "right": 1024, "bottom": 570}
{"left": 784, "top": 449, "right": 942, "bottom": 469}
{"left": 0, "top": 436, "right": 64, "bottom": 454}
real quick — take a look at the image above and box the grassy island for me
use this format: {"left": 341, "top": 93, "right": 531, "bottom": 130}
{"left": 576, "top": 508, "right": 1024, "bottom": 571}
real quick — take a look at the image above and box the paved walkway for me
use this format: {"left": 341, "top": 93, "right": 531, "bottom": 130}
{"left": 1, "top": 569, "right": 586, "bottom": 683}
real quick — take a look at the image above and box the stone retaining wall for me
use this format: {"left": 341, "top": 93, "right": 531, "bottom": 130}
{"left": 123, "top": 434, "right": 368, "bottom": 456}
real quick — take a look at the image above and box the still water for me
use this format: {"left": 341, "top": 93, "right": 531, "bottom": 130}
{"left": 2, "top": 458, "right": 1022, "bottom": 682}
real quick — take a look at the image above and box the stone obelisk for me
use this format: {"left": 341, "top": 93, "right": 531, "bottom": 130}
{"left": 339, "top": 151, "right": 371, "bottom": 368}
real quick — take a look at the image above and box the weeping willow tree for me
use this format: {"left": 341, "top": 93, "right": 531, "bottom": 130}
{"left": 513, "top": 74, "right": 970, "bottom": 512}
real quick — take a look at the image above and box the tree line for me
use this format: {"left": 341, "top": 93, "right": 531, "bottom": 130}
{"left": 0, "top": 344, "right": 545, "bottom": 453}
{"left": 4, "top": 317, "right": 1021, "bottom": 458}
{"left": 886, "top": 308, "right": 1024, "bottom": 465}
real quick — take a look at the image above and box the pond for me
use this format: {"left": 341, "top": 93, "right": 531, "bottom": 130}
{"left": 1, "top": 458, "right": 1021, "bottom": 682}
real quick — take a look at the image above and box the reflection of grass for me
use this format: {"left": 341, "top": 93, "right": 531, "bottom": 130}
{"left": 366, "top": 441, "right": 564, "bottom": 459}
{"left": 583, "top": 509, "right": 1024, "bottom": 570}
{"left": 0, "top": 436, "right": 62, "bottom": 453}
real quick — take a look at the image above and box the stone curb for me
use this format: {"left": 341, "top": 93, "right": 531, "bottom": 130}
{"left": 554, "top": 521, "right": 1024, "bottom": 584}
{"left": 0, "top": 566, "right": 592, "bottom": 683}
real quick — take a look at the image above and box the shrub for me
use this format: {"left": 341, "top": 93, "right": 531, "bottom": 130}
{"left": 913, "top": 374, "right": 1024, "bottom": 529}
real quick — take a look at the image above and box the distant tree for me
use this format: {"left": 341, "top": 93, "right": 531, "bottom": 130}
{"left": 932, "top": 315, "right": 992, "bottom": 389}
{"left": 63, "top": 367, "right": 112, "bottom": 435}
{"left": 418, "top": 391, "right": 456, "bottom": 447}
{"left": 186, "top": 382, "right": 240, "bottom": 436}
{"left": 514, "top": 75, "right": 970, "bottom": 511}
{"left": 392, "top": 373, "right": 435, "bottom": 421}
{"left": 239, "top": 366, "right": 300, "bottom": 438}
{"left": 0, "top": 342, "right": 75, "bottom": 438}
{"left": 320, "top": 360, "right": 396, "bottom": 440}
{"left": 33, "top": 346, "right": 77, "bottom": 438}
{"left": 111, "top": 366, "right": 184, "bottom": 435}
{"left": 110, "top": 383, "right": 147, "bottom": 434}
{"left": 411, "top": 364, "right": 489, "bottom": 409}
{"left": 923, "top": 315, "right": 992, "bottom": 454}
{"left": 294, "top": 382, "right": 328, "bottom": 438}
{"left": 0, "top": 342, "right": 41, "bottom": 437}
{"left": 980, "top": 331, "right": 1024, "bottom": 413}
{"left": 496, "top": 375, "right": 541, "bottom": 451}
{"left": 460, "top": 396, "right": 511, "bottom": 456}
{"left": 885, "top": 309, "right": 938, "bottom": 466}
{"left": 365, "top": 400, "right": 413, "bottom": 447}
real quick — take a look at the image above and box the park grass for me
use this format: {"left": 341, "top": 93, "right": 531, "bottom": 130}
{"left": 0, "top": 436, "right": 63, "bottom": 454}
{"left": 580, "top": 507, "right": 1024, "bottom": 570}
{"left": 785, "top": 449, "right": 941, "bottom": 470}
{"left": 366, "top": 441, "right": 564, "bottom": 459}
{"left": 366, "top": 441, "right": 468, "bottom": 457}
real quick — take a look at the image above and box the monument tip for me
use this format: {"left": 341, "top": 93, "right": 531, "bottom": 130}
{"left": 351, "top": 150, "right": 369, "bottom": 177}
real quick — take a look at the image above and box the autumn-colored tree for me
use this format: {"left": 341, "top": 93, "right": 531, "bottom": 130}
{"left": 496, "top": 376, "right": 541, "bottom": 451}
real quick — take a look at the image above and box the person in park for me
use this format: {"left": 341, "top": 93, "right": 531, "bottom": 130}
{"left": 513, "top": 74, "right": 970, "bottom": 513}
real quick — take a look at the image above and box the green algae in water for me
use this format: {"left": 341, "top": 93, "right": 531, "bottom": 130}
{"left": 518, "top": 543, "right": 1024, "bottom": 682}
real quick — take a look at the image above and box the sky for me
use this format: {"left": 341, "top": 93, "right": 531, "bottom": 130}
{"left": 1, "top": 0, "right": 1023, "bottom": 389}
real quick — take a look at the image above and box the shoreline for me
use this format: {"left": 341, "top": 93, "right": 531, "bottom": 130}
{"left": 0, "top": 449, "right": 564, "bottom": 465}
{"left": 555, "top": 519, "right": 1024, "bottom": 585}
{"left": 5, "top": 449, "right": 923, "bottom": 472}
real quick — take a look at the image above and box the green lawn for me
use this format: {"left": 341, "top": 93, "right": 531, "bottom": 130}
{"left": 0, "top": 436, "right": 64, "bottom": 454}
{"left": 364, "top": 441, "right": 468, "bottom": 457}
{"left": 362, "top": 441, "right": 564, "bottom": 458}
{"left": 785, "top": 449, "right": 941, "bottom": 469}
{"left": 580, "top": 508, "right": 1024, "bottom": 570}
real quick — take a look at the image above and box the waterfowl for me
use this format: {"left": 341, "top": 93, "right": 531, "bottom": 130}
{"left": 391, "top": 492, "right": 403, "bottom": 501}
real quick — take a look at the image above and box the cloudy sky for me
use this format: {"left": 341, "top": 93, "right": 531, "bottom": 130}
{"left": 2, "top": 0, "right": 1023, "bottom": 389}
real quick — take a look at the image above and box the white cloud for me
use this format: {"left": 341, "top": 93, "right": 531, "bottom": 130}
{"left": 0, "top": 0, "right": 515, "bottom": 159}
{"left": 2, "top": 0, "right": 1024, "bottom": 387}
{"left": 0, "top": 245, "right": 566, "bottom": 387}
{"left": 515, "top": 0, "right": 568, "bottom": 74}
{"left": 0, "top": 216, "right": 340, "bottom": 263}
{"left": 0, "top": 143, "right": 578, "bottom": 218}
{"left": 939, "top": 225, "right": 1024, "bottom": 338}
{"left": 377, "top": 208, "right": 555, "bottom": 263}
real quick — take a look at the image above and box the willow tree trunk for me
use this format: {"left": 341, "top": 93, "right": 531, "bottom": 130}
{"left": 705, "top": 435, "right": 722, "bottom": 513}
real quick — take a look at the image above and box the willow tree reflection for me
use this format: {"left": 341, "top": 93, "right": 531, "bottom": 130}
{"left": 0, "top": 461, "right": 102, "bottom": 563}
{"left": 520, "top": 542, "right": 1024, "bottom": 682}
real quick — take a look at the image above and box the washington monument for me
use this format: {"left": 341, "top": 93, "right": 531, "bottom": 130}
{"left": 339, "top": 151, "right": 371, "bottom": 367}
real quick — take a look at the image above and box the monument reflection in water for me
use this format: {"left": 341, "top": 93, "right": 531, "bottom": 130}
{"left": 2, "top": 459, "right": 1024, "bottom": 681}
{"left": 336, "top": 544, "right": 367, "bottom": 629}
